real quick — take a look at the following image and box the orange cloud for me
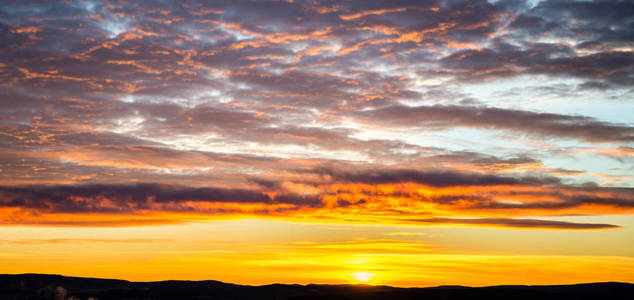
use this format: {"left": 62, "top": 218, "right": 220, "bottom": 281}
{"left": 339, "top": 7, "right": 409, "bottom": 21}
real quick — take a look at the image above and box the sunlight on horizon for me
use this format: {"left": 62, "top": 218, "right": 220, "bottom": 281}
{"left": 352, "top": 271, "right": 375, "bottom": 283}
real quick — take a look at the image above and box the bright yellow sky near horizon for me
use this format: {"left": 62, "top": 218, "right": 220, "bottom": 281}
{"left": 2, "top": 217, "right": 633, "bottom": 286}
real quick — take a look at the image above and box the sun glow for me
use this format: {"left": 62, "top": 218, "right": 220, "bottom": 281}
{"left": 352, "top": 271, "right": 375, "bottom": 283}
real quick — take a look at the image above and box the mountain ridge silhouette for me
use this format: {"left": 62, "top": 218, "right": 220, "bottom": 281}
{"left": 2, "top": 273, "right": 633, "bottom": 300}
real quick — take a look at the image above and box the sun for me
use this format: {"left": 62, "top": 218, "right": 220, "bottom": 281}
{"left": 352, "top": 271, "right": 375, "bottom": 283}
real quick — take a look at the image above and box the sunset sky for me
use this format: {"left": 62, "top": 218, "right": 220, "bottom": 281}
{"left": 1, "top": 0, "right": 633, "bottom": 287}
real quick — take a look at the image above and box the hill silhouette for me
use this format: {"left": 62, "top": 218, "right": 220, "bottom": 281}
{"left": 1, "top": 274, "right": 632, "bottom": 300}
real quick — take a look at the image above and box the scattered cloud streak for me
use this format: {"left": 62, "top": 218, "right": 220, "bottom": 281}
{"left": 354, "top": 105, "right": 634, "bottom": 143}
{"left": 407, "top": 217, "right": 621, "bottom": 230}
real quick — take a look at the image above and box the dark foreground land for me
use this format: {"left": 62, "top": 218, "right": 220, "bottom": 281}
{"left": 1, "top": 274, "right": 633, "bottom": 300}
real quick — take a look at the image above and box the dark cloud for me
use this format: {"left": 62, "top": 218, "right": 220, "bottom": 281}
{"left": 0, "top": 183, "right": 322, "bottom": 213}
{"left": 407, "top": 217, "right": 621, "bottom": 230}
{"left": 473, "top": 194, "right": 634, "bottom": 210}
{"left": 354, "top": 105, "right": 634, "bottom": 142}
{"left": 429, "top": 0, "right": 634, "bottom": 86}
{"left": 438, "top": 46, "right": 634, "bottom": 86}
{"left": 516, "top": 0, "right": 634, "bottom": 44}
{"left": 1, "top": 177, "right": 632, "bottom": 225}
{"left": 305, "top": 166, "right": 634, "bottom": 213}
{"left": 315, "top": 166, "right": 560, "bottom": 187}
{"left": 422, "top": 150, "right": 540, "bottom": 170}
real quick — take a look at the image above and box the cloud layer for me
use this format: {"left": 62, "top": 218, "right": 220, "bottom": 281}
{"left": 0, "top": 0, "right": 632, "bottom": 229}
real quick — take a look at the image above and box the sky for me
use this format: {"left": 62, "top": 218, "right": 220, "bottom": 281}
{"left": 0, "top": 0, "right": 633, "bottom": 287}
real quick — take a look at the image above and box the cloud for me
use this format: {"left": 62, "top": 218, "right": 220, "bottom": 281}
{"left": 406, "top": 217, "right": 621, "bottom": 230}
{"left": 1, "top": 176, "right": 632, "bottom": 226}
{"left": 0, "top": 183, "right": 321, "bottom": 214}
{"left": 354, "top": 105, "right": 634, "bottom": 143}
{"left": 0, "top": 0, "right": 632, "bottom": 228}
{"left": 0, "top": 238, "right": 170, "bottom": 244}
{"left": 314, "top": 166, "right": 560, "bottom": 187}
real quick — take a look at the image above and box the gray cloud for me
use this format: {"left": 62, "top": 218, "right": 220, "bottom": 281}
{"left": 315, "top": 166, "right": 561, "bottom": 187}
{"left": 0, "top": 183, "right": 322, "bottom": 214}
{"left": 407, "top": 217, "right": 621, "bottom": 230}
{"left": 355, "top": 105, "right": 634, "bottom": 143}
